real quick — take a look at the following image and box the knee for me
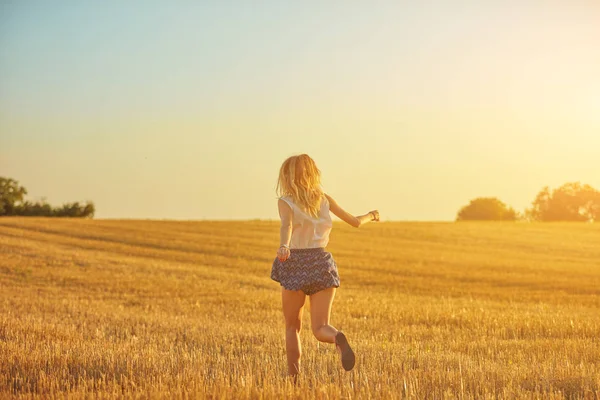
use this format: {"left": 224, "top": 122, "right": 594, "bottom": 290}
{"left": 286, "top": 319, "right": 302, "bottom": 334}
{"left": 311, "top": 323, "right": 324, "bottom": 339}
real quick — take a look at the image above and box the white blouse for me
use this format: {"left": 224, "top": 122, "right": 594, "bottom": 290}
{"left": 279, "top": 195, "right": 333, "bottom": 249}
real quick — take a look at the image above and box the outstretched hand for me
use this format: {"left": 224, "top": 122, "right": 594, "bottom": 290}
{"left": 369, "top": 210, "right": 380, "bottom": 222}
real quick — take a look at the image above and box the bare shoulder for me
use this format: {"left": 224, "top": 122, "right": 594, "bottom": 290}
{"left": 277, "top": 197, "right": 293, "bottom": 221}
{"left": 279, "top": 196, "right": 295, "bottom": 210}
{"left": 323, "top": 193, "right": 341, "bottom": 213}
{"left": 323, "top": 193, "right": 336, "bottom": 204}
{"left": 278, "top": 197, "right": 292, "bottom": 208}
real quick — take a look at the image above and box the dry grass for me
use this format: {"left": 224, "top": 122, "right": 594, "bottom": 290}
{"left": 1, "top": 218, "right": 599, "bottom": 399}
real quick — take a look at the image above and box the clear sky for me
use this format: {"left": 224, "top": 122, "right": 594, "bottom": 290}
{"left": 1, "top": 1, "right": 598, "bottom": 220}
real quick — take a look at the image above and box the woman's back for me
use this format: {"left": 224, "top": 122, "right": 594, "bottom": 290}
{"left": 279, "top": 194, "right": 333, "bottom": 249}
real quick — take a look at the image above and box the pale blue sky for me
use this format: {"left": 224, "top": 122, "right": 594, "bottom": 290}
{"left": 1, "top": 1, "right": 599, "bottom": 220}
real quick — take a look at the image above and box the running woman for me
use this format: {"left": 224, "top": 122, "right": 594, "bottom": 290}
{"left": 271, "top": 154, "right": 379, "bottom": 379}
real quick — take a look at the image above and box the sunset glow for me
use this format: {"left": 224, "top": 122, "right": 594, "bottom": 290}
{"left": 1, "top": 1, "right": 598, "bottom": 220}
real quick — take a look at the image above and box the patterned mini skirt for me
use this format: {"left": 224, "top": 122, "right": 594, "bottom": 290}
{"left": 271, "top": 247, "right": 340, "bottom": 295}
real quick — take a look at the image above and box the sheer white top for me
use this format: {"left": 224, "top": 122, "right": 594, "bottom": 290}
{"left": 279, "top": 195, "right": 333, "bottom": 249}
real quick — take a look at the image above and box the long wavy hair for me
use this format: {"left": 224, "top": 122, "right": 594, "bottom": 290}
{"left": 276, "top": 154, "right": 324, "bottom": 218}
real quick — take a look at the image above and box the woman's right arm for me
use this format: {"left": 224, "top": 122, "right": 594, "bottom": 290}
{"left": 324, "top": 193, "right": 379, "bottom": 228}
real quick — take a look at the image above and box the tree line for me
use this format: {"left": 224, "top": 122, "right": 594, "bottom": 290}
{"left": 457, "top": 182, "right": 600, "bottom": 222}
{"left": 3, "top": 176, "right": 597, "bottom": 221}
{"left": 0, "top": 177, "right": 95, "bottom": 218}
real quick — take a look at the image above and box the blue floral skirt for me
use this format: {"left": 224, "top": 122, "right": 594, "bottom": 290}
{"left": 271, "top": 247, "right": 340, "bottom": 295}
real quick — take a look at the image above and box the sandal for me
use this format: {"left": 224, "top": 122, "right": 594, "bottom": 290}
{"left": 335, "top": 332, "right": 355, "bottom": 371}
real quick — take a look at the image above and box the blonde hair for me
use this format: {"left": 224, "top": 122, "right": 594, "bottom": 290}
{"left": 276, "top": 154, "right": 324, "bottom": 218}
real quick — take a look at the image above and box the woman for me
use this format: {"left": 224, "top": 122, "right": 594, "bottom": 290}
{"left": 271, "top": 154, "right": 379, "bottom": 379}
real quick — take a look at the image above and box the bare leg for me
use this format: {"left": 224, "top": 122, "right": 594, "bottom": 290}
{"left": 310, "top": 287, "right": 356, "bottom": 371}
{"left": 281, "top": 288, "right": 306, "bottom": 378}
{"left": 309, "top": 287, "right": 338, "bottom": 343}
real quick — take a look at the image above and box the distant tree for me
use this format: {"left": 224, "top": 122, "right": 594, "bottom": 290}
{"left": 13, "top": 200, "right": 53, "bottom": 216}
{"left": 0, "top": 176, "right": 95, "bottom": 218}
{"left": 0, "top": 177, "right": 28, "bottom": 215}
{"left": 456, "top": 197, "right": 518, "bottom": 221}
{"left": 54, "top": 201, "right": 95, "bottom": 218}
{"left": 526, "top": 182, "right": 600, "bottom": 222}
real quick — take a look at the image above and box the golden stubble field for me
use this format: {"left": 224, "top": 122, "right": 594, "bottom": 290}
{"left": 0, "top": 218, "right": 599, "bottom": 399}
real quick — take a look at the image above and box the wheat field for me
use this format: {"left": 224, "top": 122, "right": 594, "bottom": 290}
{"left": 0, "top": 218, "right": 599, "bottom": 399}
